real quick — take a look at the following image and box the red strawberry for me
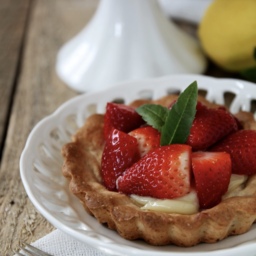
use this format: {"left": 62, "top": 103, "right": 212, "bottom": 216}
{"left": 168, "top": 99, "right": 177, "bottom": 109}
{"left": 168, "top": 100, "right": 207, "bottom": 111}
{"left": 234, "top": 117, "right": 243, "bottom": 130}
{"left": 117, "top": 144, "right": 192, "bottom": 199}
{"left": 210, "top": 130, "right": 256, "bottom": 175}
{"left": 104, "top": 103, "right": 145, "bottom": 140}
{"left": 186, "top": 106, "right": 238, "bottom": 151}
{"left": 129, "top": 126, "right": 161, "bottom": 158}
{"left": 192, "top": 152, "right": 231, "bottom": 209}
{"left": 101, "top": 129, "right": 140, "bottom": 191}
{"left": 218, "top": 106, "right": 243, "bottom": 129}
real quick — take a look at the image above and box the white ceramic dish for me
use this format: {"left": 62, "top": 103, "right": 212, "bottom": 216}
{"left": 20, "top": 74, "right": 256, "bottom": 256}
{"left": 56, "top": 0, "right": 206, "bottom": 93}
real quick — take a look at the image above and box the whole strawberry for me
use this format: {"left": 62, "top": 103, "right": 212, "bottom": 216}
{"left": 186, "top": 106, "right": 238, "bottom": 151}
{"left": 210, "top": 130, "right": 256, "bottom": 175}
{"left": 117, "top": 144, "right": 192, "bottom": 199}
{"left": 129, "top": 126, "right": 161, "bottom": 158}
{"left": 104, "top": 103, "right": 145, "bottom": 140}
{"left": 218, "top": 106, "right": 243, "bottom": 129}
{"left": 101, "top": 129, "right": 139, "bottom": 191}
{"left": 192, "top": 152, "right": 231, "bottom": 209}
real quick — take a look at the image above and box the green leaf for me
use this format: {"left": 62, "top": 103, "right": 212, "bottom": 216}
{"left": 240, "top": 47, "right": 256, "bottom": 82}
{"left": 240, "top": 67, "right": 256, "bottom": 82}
{"left": 160, "top": 81, "right": 198, "bottom": 146}
{"left": 136, "top": 104, "right": 169, "bottom": 132}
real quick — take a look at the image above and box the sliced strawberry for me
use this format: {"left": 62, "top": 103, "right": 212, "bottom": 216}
{"left": 186, "top": 106, "right": 238, "bottom": 151}
{"left": 192, "top": 152, "right": 231, "bottom": 209}
{"left": 129, "top": 126, "right": 161, "bottom": 158}
{"left": 104, "top": 103, "right": 145, "bottom": 140}
{"left": 168, "top": 100, "right": 207, "bottom": 111}
{"left": 210, "top": 130, "right": 256, "bottom": 175}
{"left": 101, "top": 129, "right": 140, "bottom": 191}
{"left": 117, "top": 144, "right": 192, "bottom": 199}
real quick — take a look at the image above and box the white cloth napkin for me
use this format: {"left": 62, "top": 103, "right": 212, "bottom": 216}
{"left": 25, "top": 230, "right": 109, "bottom": 256}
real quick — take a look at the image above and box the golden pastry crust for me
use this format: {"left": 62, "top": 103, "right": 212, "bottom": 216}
{"left": 62, "top": 95, "right": 256, "bottom": 247}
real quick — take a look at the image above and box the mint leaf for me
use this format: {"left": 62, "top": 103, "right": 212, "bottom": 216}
{"left": 160, "top": 81, "right": 198, "bottom": 146}
{"left": 135, "top": 81, "right": 198, "bottom": 146}
{"left": 136, "top": 104, "right": 169, "bottom": 132}
{"left": 241, "top": 67, "right": 256, "bottom": 82}
{"left": 240, "top": 47, "right": 256, "bottom": 82}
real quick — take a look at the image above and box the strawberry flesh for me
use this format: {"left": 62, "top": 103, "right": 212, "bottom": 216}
{"left": 117, "top": 144, "right": 192, "bottom": 199}
{"left": 186, "top": 107, "right": 238, "bottom": 151}
{"left": 104, "top": 103, "right": 145, "bottom": 140}
{"left": 101, "top": 129, "right": 140, "bottom": 191}
{"left": 129, "top": 126, "right": 161, "bottom": 158}
{"left": 210, "top": 130, "right": 256, "bottom": 175}
{"left": 192, "top": 152, "right": 231, "bottom": 209}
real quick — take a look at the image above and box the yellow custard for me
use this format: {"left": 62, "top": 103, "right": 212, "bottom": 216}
{"left": 222, "top": 174, "right": 248, "bottom": 200}
{"left": 132, "top": 189, "right": 199, "bottom": 214}
{"left": 131, "top": 174, "right": 248, "bottom": 214}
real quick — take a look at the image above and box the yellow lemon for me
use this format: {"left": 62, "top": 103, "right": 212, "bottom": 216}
{"left": 198, "top": 0, "right": 256, "bottom": 71}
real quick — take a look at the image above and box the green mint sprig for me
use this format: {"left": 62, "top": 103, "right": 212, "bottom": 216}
{"left": 240, "top": 47, "right": 256, "bottom": 82}
{"left": 136, "top": 104, "right": 169, "bottom": 132}
{"left": 136, "top": 81, "right": 198, "bottom": 146}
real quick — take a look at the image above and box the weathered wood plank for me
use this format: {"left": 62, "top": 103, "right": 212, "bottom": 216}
{"left": 0, "top": 0, "right": 30, "bottom": 160}
{"left": 0, "top": 0, "right": 99, "bottom": 254}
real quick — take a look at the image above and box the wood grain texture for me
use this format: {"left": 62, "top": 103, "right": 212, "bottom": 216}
{"left": 0, "top": 0, "right": 99, "bottom": 254}
{"left": 0, "top": 0, "right": 30, "bottom": 159}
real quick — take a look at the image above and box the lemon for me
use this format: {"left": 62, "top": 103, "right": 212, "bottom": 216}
{"left": 198, "top": 0, "right": 256, "bottom": 71}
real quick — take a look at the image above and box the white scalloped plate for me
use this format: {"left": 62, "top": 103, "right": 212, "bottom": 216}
{"left": 20, "top": 75, "right": 256, "bottom": 256}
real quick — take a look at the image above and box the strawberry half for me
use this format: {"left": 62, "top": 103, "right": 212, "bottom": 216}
{"left": 210, "top": 130, "right": 256, "bottom": 175}
{"left": 117, "top": 144, "right": 192, "bottom": 199}
{"left": 101, "top": 129, "right": 140, "bottom": 191}
{"left": 192, "top": 152, "right": 231, "bottom": 209}
{"left": 129, "top": 126, "right": 161, "bottom": 158}
{"left": 104, "top": 103, "right": 145, "bottom": 140}
{"left": 168, "top": 100, "right": 207, "bottom": 111}
{"left": 186, "top": 106, "right": 238, "bottom": 151}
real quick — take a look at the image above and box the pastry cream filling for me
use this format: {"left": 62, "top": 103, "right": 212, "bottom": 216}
{"left": 222, "top": 174, "right": 248, "bottom": 200}
{"left": 131, "top": 189, "right": 199, "bottom": 215}
{"left": 131, "top": 174, "right": 248, "bottom": 215}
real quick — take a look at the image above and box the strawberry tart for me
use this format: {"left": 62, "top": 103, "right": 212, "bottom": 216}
{"left": 62, "top": 82, "right": 256, "bottom": 246}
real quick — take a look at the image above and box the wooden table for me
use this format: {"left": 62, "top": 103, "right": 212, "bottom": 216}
{"left": 0, "top": 0, "right": 247, "bottom": 255}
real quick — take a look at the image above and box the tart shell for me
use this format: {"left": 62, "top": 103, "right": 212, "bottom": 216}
{"left": 62, "top": 95, "right": 256, "bottom": 247}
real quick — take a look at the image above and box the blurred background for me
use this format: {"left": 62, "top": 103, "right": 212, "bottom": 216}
{"left": 54, "top": 0, "right": 256, "bottom": 92}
